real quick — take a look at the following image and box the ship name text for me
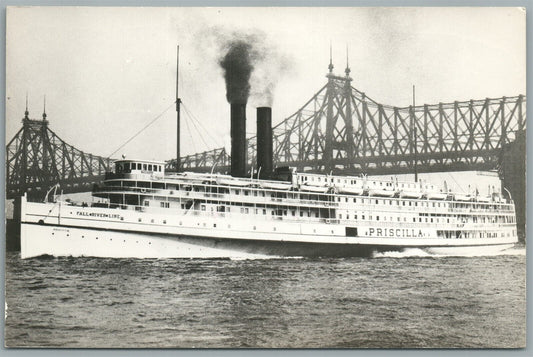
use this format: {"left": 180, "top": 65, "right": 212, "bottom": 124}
{"left": 366, "top": 227, "right": 426, "bottom": 238}
{"left": 76, "top": 211, "right": 123, "bottom": 220}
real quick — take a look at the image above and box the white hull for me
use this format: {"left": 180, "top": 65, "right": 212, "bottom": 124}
{"left": 20, "top": 196, "right": 518, "bottom": 259}
{"left": 21, "top": 222, "right": 517, "bottom": 259}
{"left": 21, "top": 223, "right": 273, "bottom": 259}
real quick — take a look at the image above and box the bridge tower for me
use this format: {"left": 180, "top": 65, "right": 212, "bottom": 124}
{"left": 323, "top": 56, "right": 356, "bottom": 173}
{"left": 6, "top": 106, "right": 112, "bottom": 200}
{"left": 500, "top": 129, "right": 526, "bottom": 243}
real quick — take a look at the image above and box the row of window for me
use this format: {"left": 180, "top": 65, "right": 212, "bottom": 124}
{"left": 296, "top": 174, "right": 435, "bottom": 190}
{"left": 193, "top": 202, "right": 514, "bottom": 224}
{"left": 338, "top": 213, "right": 514, "bottom": 224}
{"left": 437, "top": 230, "right": 515, "bottom": 239}
{"left": 116, "top": 162, "right": 163, "bottom": 173}
{"left": 140, "top": 194, "right": 515, "bottom": 223}
{"left": 107, "top": 179, "right": 511, "bottom": 212}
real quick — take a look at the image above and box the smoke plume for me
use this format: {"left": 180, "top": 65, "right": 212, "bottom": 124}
{"left": 204, "top": 28, "right": 293, "bottom": 107}
{"left": 219, "top": 40, "right": 255, "bottom": 104}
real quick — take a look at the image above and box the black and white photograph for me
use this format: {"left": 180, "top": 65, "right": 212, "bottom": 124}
{"left": 4, "top": 6, "right": 527, "bottom": 348}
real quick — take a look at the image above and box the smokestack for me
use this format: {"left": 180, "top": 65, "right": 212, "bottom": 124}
{"left": 219, "top": 40, "right": 254, "bottom": 178}
{"left": 231, "top": 103, "right": 247, "bottom": 177}
{"left": 256, "top": 107, "right": 273, "bottom": 179}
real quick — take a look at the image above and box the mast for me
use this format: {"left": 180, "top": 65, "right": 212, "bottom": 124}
{"left": 413, "top": 84, "right": 418, "bottom": 183}
{"left": 176, "top": 45, "right": 182, "bottom": 172}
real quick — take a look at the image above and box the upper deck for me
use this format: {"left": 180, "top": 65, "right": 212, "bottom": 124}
{"left": 95, "top": 162, "right": 513, "bottom": 213}
{"left": 109, "top": 159, "right": 165, "bottom": 180}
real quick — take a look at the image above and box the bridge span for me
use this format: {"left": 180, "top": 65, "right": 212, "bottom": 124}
{"left": 6, "top": 68, "right": 526, "bottom": 240}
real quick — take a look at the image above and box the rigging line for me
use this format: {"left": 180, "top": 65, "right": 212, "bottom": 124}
{"left": 181, "top": 102, "right": 222, "bottom": 147}
{"left": 447, "top": 172, "right": 466, "bottom": 193}
{"left": 189, "top": 112, "right": 221, "bottom": 148}
{"left": 182, "top": 106, "right": 198, "bottom": 154}
{"left": 181, "top": 104, "right": 215, "bottom": 150}
{"left": 185, "top": 108, "right": 211, "bottom": 151}
{"left": 181, "top": 105, "right": 219, "bottom": 148}
{"left": 108, "top": 102, "right": 174, "bottom": 158}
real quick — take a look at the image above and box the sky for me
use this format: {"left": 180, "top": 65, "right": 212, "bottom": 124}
{"left": 6, "top": 7, "right": 526, "bottom": 165}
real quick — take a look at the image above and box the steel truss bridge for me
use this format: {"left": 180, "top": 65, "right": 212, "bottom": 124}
{"left": 172, "top": 69, "right": 526, "bottom": 178}
{"left": 6, "top": 111, "right": 112, "bottom": 200}
{"left": 6, "top": 67, "right": 526, "bottom": 200}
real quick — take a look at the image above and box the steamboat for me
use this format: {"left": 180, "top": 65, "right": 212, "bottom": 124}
{"left": 20, "top": 110, "right": 518, "bottom": 259}
{"left": 19, "top": 59, "right": 518, "bottom": 259}
{"left": 20, "top": 167, "right": 518, "bottom": 259}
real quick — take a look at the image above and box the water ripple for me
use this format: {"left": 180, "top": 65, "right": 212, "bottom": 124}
{"left": 4, "top": 251, "right": 526, "bottom": 348}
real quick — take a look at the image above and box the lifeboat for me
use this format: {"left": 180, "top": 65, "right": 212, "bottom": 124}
{"left": 426, "top": 192, "right": 448, "bottom": 200}
{"left": 300, "top": 183, "right": 329, "bottom": 193}
{"left": 368, "top": 188, "right": 396, "bottom": 197}
{"left": 400, "top": 190, "right": 422, "bottom": 199}
{"left": 453, "top": 194, "right": 472, "bottom": 202}
{"left": 260, "top": 181, "right": 292, "bottom": 190}
{"left": 474, "top": 196, "right": 492, "bottom": 203}
{"left": 216, "top": 177, "right": 252, "bottom": 187}
{"left": 337, "top": 186, "right": 364, "bottom": 195}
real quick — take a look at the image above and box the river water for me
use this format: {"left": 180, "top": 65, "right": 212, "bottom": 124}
{"left": 4, "top": 248, "right": 526, "bottom": 348}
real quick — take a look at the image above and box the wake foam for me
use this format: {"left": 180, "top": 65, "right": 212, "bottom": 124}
{"left": 372, "top": 248, "right": 433, "bottom": 258}
{"left": 372, "top": 245, "right": 525, "bottom": 258}
{"left": 229, "top": 254, "right": 304, "bottom": 261}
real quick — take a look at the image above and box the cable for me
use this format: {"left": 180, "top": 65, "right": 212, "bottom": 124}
{"left": 108, "top": 102, "right": 175, "bottom": 158}
{"left": 447, "top": 172, "right": 466, "bottom": 193}
{"left": 182, "top": 102, "right": 222, "bottom": 147}
{"left": 182, "top": 105, "right": 217, "bottom": 148}
{"left": 187, "top": 113, "right": 211, "bottom": 151}
{"left": 183, "top": 106, "right": 197, "bottom": 154}
{"left": 181, "top": 104, "right": 220, "bottom": 152}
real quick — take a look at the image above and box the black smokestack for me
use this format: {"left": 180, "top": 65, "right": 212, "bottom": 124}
{"left": 220, "top": 40, "right": 255, "bottom": 177}
{"left": 230, "top": 103, "right": 247, "bottom": 177}
{"left": 256, "top": 107, "right": 272, "bottom": 179}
